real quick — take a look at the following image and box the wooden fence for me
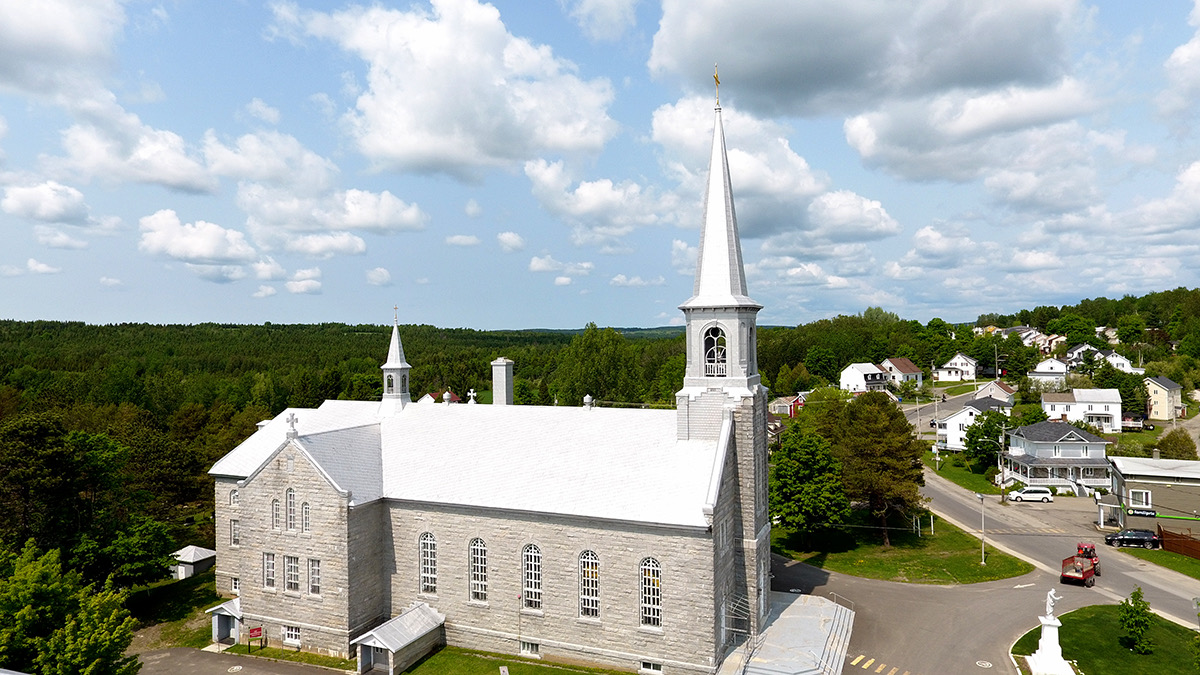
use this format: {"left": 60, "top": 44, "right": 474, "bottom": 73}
{"left": 1158, "top": 525, "right": 1200, "bottom": 560}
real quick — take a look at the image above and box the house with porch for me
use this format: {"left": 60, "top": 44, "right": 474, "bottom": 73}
{"left": 933, "top": 353, "right": 978, "bottom": 382}
{"left": 934, "top": 397, "right": 1011, "bottom": 452}
{"left": 1145, "top": 375, "right": 1184, "bottom": 421}
{"left": 1002, "top": 421, "right": 1111, "bottom": 496}
{"left": 839, "top": 363, "right": 888, "bottom": 393}
{"left": 1041, "top": 388, "right": 1122, "bottom": 434}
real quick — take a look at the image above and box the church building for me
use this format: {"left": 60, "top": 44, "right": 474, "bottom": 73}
{"left": 207, "top": 100, "right": 769, "bottom": 675}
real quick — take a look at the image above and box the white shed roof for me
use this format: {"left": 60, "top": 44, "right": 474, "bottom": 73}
{"left": 1111, "top": 456, "right": 1200, "bottom": 480}
{"left": 351, "top": 603, "right": 444, "bottom": 652}
{"left": 174, "top": 545, "right": 216, "bottom": 563}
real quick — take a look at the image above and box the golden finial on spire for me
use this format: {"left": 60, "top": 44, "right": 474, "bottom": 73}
{"left": 393, "top": 304, "right": 398, "bottom": 323}
{"left": 714, "top": 63, "right": 720, "bottom": 107}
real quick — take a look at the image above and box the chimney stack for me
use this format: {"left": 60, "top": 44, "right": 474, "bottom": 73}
{"left": 491, "top": 357, "right": 514, "bottom": 405}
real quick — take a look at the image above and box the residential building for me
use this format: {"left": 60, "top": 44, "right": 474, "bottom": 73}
{"left": 840, "top": 363, "right": 889, "bottom": 393}
{"left": 1041, "top": 389, "right": 1123, "bottom": 434}
{"left": 933, "top": 353, "right": 978, "bottom": 382}
{"left": 204, "top": 104, "right": 781, "bottom": 673}
{"left": 1003, "top": 421, "right": 1112, "bottom": 495}
{"left": 1109, "top": 457, "right": 1200, "bottom": 531}
{"left": 934, "top": 397, "right": 1011, "bottom": 452}
{"left": 1145, "top": 376, "right": 1184, "bottom": 421}
{"left": 1064, "top": 344, "right": 1098, "bottom": 367}
{"left": 1027, "top": 358, "right": 1068, "bottom": 387}
{"left": 768, "top": 392, "right": 809, "bottom": 418}
{"left": 973, "top": 380, "right": 1016, "bottom": 406}
{"left": 880, "top": 357, "right": 923, "bottom": 388}
{"left": 1097, "top": 350, "right": 1144, "bottom": 375}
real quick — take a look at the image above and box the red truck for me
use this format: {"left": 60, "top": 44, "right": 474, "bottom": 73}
{"left": 1060, "top": 542, "right": 1100, "bottom": 587}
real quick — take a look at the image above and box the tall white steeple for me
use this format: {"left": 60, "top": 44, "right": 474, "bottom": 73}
{"left": 379, "top": 311, "right": 412, "bottom": 416}
{"left": 678, "top": 100, "right": 762, "bottom": 411}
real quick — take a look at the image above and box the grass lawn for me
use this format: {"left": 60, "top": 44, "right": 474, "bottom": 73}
{"left": 924, "top": 449, "right": 1001, "bottom": 495}
{"left": 943, "top": 382, "right": 986, "bottom": 396}
{"left": 1112, "top": 427, "right": 1165, "bottom": 446}
{"left": 1012, "top": 604, "right": 1196, "bottom": 675}
{"left": 226, "top": 644, "right": 356, "bottom": 670}
{"left": 772, "top": 513, "right": 1033, "bottom": 584}
{"left": 1119, "top": 546, "right": 1200, "bottom": 581}
{"left": 403, "top": 647, "right": 633, "bottom": 675}
{"left": 127, "top": 569, "right": 223, "bottom": 650}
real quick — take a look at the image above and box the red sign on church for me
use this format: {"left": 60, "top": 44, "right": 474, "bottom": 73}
{"left": 248, "top": 627, "right": 262, "bottom": 639}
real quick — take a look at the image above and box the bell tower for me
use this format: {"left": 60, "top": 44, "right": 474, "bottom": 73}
{"left": 379, "top": 311, "right": 412, "bottom": 416}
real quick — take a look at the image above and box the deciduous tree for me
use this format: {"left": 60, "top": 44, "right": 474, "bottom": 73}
{"left": 1157, "top": 428, "right": 1198, "bottom": 460}
{"left": 1118, "top": 586, "right": 1154, "bottom": 654}
{"left": 963, "top": 410, "right": 1008, "bottom": 467}
{"left": 769, "top": 427, "right": 850, "bottom": 547}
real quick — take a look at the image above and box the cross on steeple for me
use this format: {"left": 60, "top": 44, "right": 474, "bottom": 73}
{"left": 286, "top": 412, "right": 298, "bottom": 438}
{"left": 714, "top": 63, "right": 720, "bottom": 107}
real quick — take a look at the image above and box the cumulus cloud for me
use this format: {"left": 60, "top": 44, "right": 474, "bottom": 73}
{"left": 238, "top": 184, "right": 427, "bottom": 241}
{"left": 671, "top": 239, "right": 696, "bottom": 276}
{"left": 610, "top": 274, "right": 665, "bottom": 287}
{"left": 445, "top": 234, "right": 481, "bottom": 246}
{"left": 2, "top": 181, "right": 88, "bottom": 223}
{"left": 0, "top": 0, "right": 124, "bottom": 99}
{"left": 98, "top": 276, "right": 121, "bottom": 286}
{"left": 286, "top": 267, "right": 322, "bottom": 294}
{"left": 252, "top": 257, "right": 287, "bottom": 280}
{"left": 245, "top": 98, "right": 281, "bottom": 124}
{"left": 529, "top": 254, "right": 594, "bottom": 276}
{"left": 366, "top": 267, "right": 392, "bottom": 286}
{"left": 137, "top": 209, "right": 257, "bottom": 264}
{"left": 272, "top": 0, "right": 617, "bottom": 176}
{"left": 26, "top": 258, "right": 60, "bottom": 274}
{"left": 284, "top": 232, "right": 366, "bottom": 258}
{"left": 1158, "top": 2, "right": 1200, "bottom": 119}
{"left": 464, "top": 199, "right": 482, "bottom": 217}
{"left": 554, "top": 276, "right": 572, "bottom": 286}
{"left": 253, "top": 285, "right": 278, "bottom": 298}
{"left": 497, "top": 231, "right": 525, "bottom": 252}
{"left": 204, "top": 130, "right": 336, "bottom": 192}
{"left": 34, "top": 225, "right": 87, "bottom": 249}
{"left": 564, "top": 0, "right": 639, "bottom": 41}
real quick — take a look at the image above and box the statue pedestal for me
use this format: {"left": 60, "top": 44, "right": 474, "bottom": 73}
{"left": 1026, "top": 615, "right": 1074, "bottom": 675}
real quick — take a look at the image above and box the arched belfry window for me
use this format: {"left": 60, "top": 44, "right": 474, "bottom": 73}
{"left": 401, "top": 374, "right": 408, "bottom": 392}
{"left": 386, "top": 374, "right": 394, "bottom": 394}
{"left": 704, "top": 326, "right": 728, "bottom": 377}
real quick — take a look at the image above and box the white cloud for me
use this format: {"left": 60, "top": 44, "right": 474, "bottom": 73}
{"left": 98, "top": 276, "right": 121, "bottom": 286}
{"left": 274, "top": 0, "right": 617, "bottom": 176}
{"left": 185, "top": 264, "right": 246, "bottom": 283}
{"left": 1158, "top": 2, "right": 1200, "bottom": 118}
{"left": 253, "top": 285, "right": 278, "bottom": 298}
{"left": 1007, "top": 249, "right": 1059, "bottom": 271}
{"left": 26, "top": 258, "right": 60, "bottom": 274}
{"left": 204, "top": 130, "right": 336, "bottom": 192}
{"left": 252, "top": 257, "right": 287, "bottom": 280}
{"left": 237, "top": 184, "right": 427, "bottom": 246}
{"left": 284, "top": 232, "right": 367, "bottom": 258}
{"left": 610, "top": 274, "right": 665, "bottom": 287}
{"left": 465, "top": 198, "right": 482, "bottom": 217}
{"left": 34, "top": 225, "right": 87, "bottom": 249}
{"left": 2, "top": 181, "right": 88, "bottom": 223}
{"left": 497, "top": 231, "right": 525, "bottom": 252}
{"left": 445, "top": 234, "right": 481, "bottom": 246}
{"left": 564, "top": 0, "right": 639, "bottom": 41}
{"left": 529, "top": 254, "right": 594, "bottom": 276}
{"left": 671, "top": 239, "right": 696, "bottom": 276}
{"left": 286, "top": 267, "right": 322, "bottom": 294}
{"left": 137, "top": 209, "right": 257, "bottom": 263}
{"left": 0, "top": 0, "right": 124, "bottom": 98}
{"left": 366, "top": 267, "right": 392, "bottom": 286}
{"left": 246, "top": 98, "right": 281, "bottom": 124}
{"left": 554, "top": 276, "right": 572, "bottom": 286}
{"left": 805, "top": 190, "right": 899, "bottom": 242}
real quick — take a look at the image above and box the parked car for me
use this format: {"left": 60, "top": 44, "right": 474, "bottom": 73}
{"left": 1008, "top": 486, "right": 1054, "bottom": 503}
{"left": 1104, "top": 529, "right": 1160, "bottom": 549}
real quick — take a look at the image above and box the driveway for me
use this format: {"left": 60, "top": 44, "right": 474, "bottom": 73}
{"left": 138, "top": 648, "right": 351, "bottom": 675}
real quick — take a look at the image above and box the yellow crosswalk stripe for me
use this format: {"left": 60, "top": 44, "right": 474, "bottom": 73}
{"left": 875, "top": 664, "right": 887, "bottom": 673}
{"left": 862, "top": 658, "right": 874, "bottom": 669}
{"left": 887, "top": 668, "right": 898, "bottom": 675}
{"left": 850, "top": 655, "right": 864, "bottom": 666}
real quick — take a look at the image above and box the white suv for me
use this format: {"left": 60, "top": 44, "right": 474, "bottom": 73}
{"left": 1008, "top": 487, "right": 1054, "bottom": 503}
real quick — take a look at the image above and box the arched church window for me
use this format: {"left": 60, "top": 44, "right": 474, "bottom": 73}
{"left": 469, "top": 538, "right": 488, "bottom": 602}
{"left": 271, "top": 500, "right": 280, "bottom": 529}
{"left": 301, "top": 503, "right": 310, "bottom": 533}
{"left": 579, "top": 551, "right": 599, "bottom": 618}
{"left": 230, "top": 489, "right": 239, "bottom": 506}
{"left": 420, "top": 533, "right": 437, "bottom": 594}
{"left": 386, "top": 374, "right": 394, "bottom": 394}
{"left": 704, "top": 326, "right": 727, "bottom": 377}
{"left": 285, "top": 488, "right": 296, "bottom": 530}
{"left": 523, "top": 544, "right": 542, "bottom": 610}
{"left": 401, "top": 374, "right": 408, "bottom": 392}
{"left": 640, "top": 558, "right": 662, "bottom": 627}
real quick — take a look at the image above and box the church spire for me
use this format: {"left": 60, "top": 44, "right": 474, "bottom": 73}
{"left": 379, "top": 311, "right": 412, "bottom": 415}
{"left": 680, "top": 103, "right": 759, "bottom": 311}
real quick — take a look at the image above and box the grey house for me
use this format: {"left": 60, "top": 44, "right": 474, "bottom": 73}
{"left": 1002, "top": 421, "right": 1112, "bottom": 496}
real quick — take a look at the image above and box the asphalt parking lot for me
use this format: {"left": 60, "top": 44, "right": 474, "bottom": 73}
{"left": 138, "top": 649, "right": 352, "bottom": 675}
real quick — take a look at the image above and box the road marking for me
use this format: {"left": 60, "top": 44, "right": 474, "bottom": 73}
{"left": 875, "top": 664, "right": 887, "bottom": 673}
{"left": 850, "top": 655, "right": 864, "bottom": 665}
{"left": 848, "top": 654, "right": 921, "bottom": 675}
{"left": 1014, "top": 583, "right": 1034, "bottom": 588}
{"left": 862, "top": 658, "right": 874, "bottom": 668}
{"left": 887, "top": 668, "right": 899, "bottom": 675}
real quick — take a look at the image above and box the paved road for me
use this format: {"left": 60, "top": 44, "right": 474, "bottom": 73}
{"left": 902, "top": 389, "right": 974, "bottom": 430}
{"left": 138, "top": 648, "right": 350, "bottom": 674}
{"left": 923, "top": 469, "right": 1200, "bottom": 628}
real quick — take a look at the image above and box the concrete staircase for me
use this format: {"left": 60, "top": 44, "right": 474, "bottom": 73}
{"left": 717, "top": 592, "right": 855, "bottom": 675}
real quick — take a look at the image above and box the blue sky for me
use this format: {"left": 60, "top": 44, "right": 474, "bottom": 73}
{"left": 2, "top": 1, "right": 1200, "bottom": 329}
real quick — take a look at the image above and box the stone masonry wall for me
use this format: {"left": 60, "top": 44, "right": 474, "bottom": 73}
{"left": 387, "top": 503, "right": 716, "bottom": 674}
{"left": 216, "top": 442, "right": 355, "bottom": 658}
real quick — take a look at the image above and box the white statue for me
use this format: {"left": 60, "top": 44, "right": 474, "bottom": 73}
{"left": 1045, "top": 588, "right": 1062, "bottom": 618}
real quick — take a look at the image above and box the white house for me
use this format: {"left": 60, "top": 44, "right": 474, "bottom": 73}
{"left": 934, "top": 397, "right": 1011, "bottom": 452}
{"left": 880, "top": 357, "right": 923, "bottom": 388}
{"left": 1064, "top": 344, "right": 1098, "bottom": 368}
{"left": 1041, "top": 388, "right": 1122, "bottom": 434}
{"left": 1097, "top": 350, "right": 1144, "bottom": 375}
{"left": 934, "top": 353, "right": 978, "bottom": 382}
{"left": 1027, "top": 358, "right": 1069, "bottom": 387}
{"left": 840, "top": 363, "right": 888, "bottom": 393}
{"left": 1003, "top": 421, "right": 1111, "bottom": 496}
{"left": 973, "top": 380, "right": 1016, "bottom": 406}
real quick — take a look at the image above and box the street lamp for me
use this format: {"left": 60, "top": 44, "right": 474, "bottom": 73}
{"left": 976, "top": 492, "right": 986, "bottom": 566}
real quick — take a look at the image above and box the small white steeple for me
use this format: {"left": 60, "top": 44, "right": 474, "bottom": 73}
{"left": 379, "top": 308, "right": 412, "bottom": 416}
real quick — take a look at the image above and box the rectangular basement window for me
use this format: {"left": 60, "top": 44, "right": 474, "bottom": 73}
{"left": 520, "top": 641, "right": 539, "bottom": 657}
{"left": 641, "top": 662, "right": 663, "bottom": 673}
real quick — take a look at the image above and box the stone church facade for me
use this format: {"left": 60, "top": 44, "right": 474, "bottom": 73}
{"left": 209, "top": 101, "right": 768, "bottom": 674}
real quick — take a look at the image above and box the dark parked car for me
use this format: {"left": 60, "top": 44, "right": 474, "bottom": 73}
{"left": 1104, "top": 529, "right": 1160, "bottom": 549}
